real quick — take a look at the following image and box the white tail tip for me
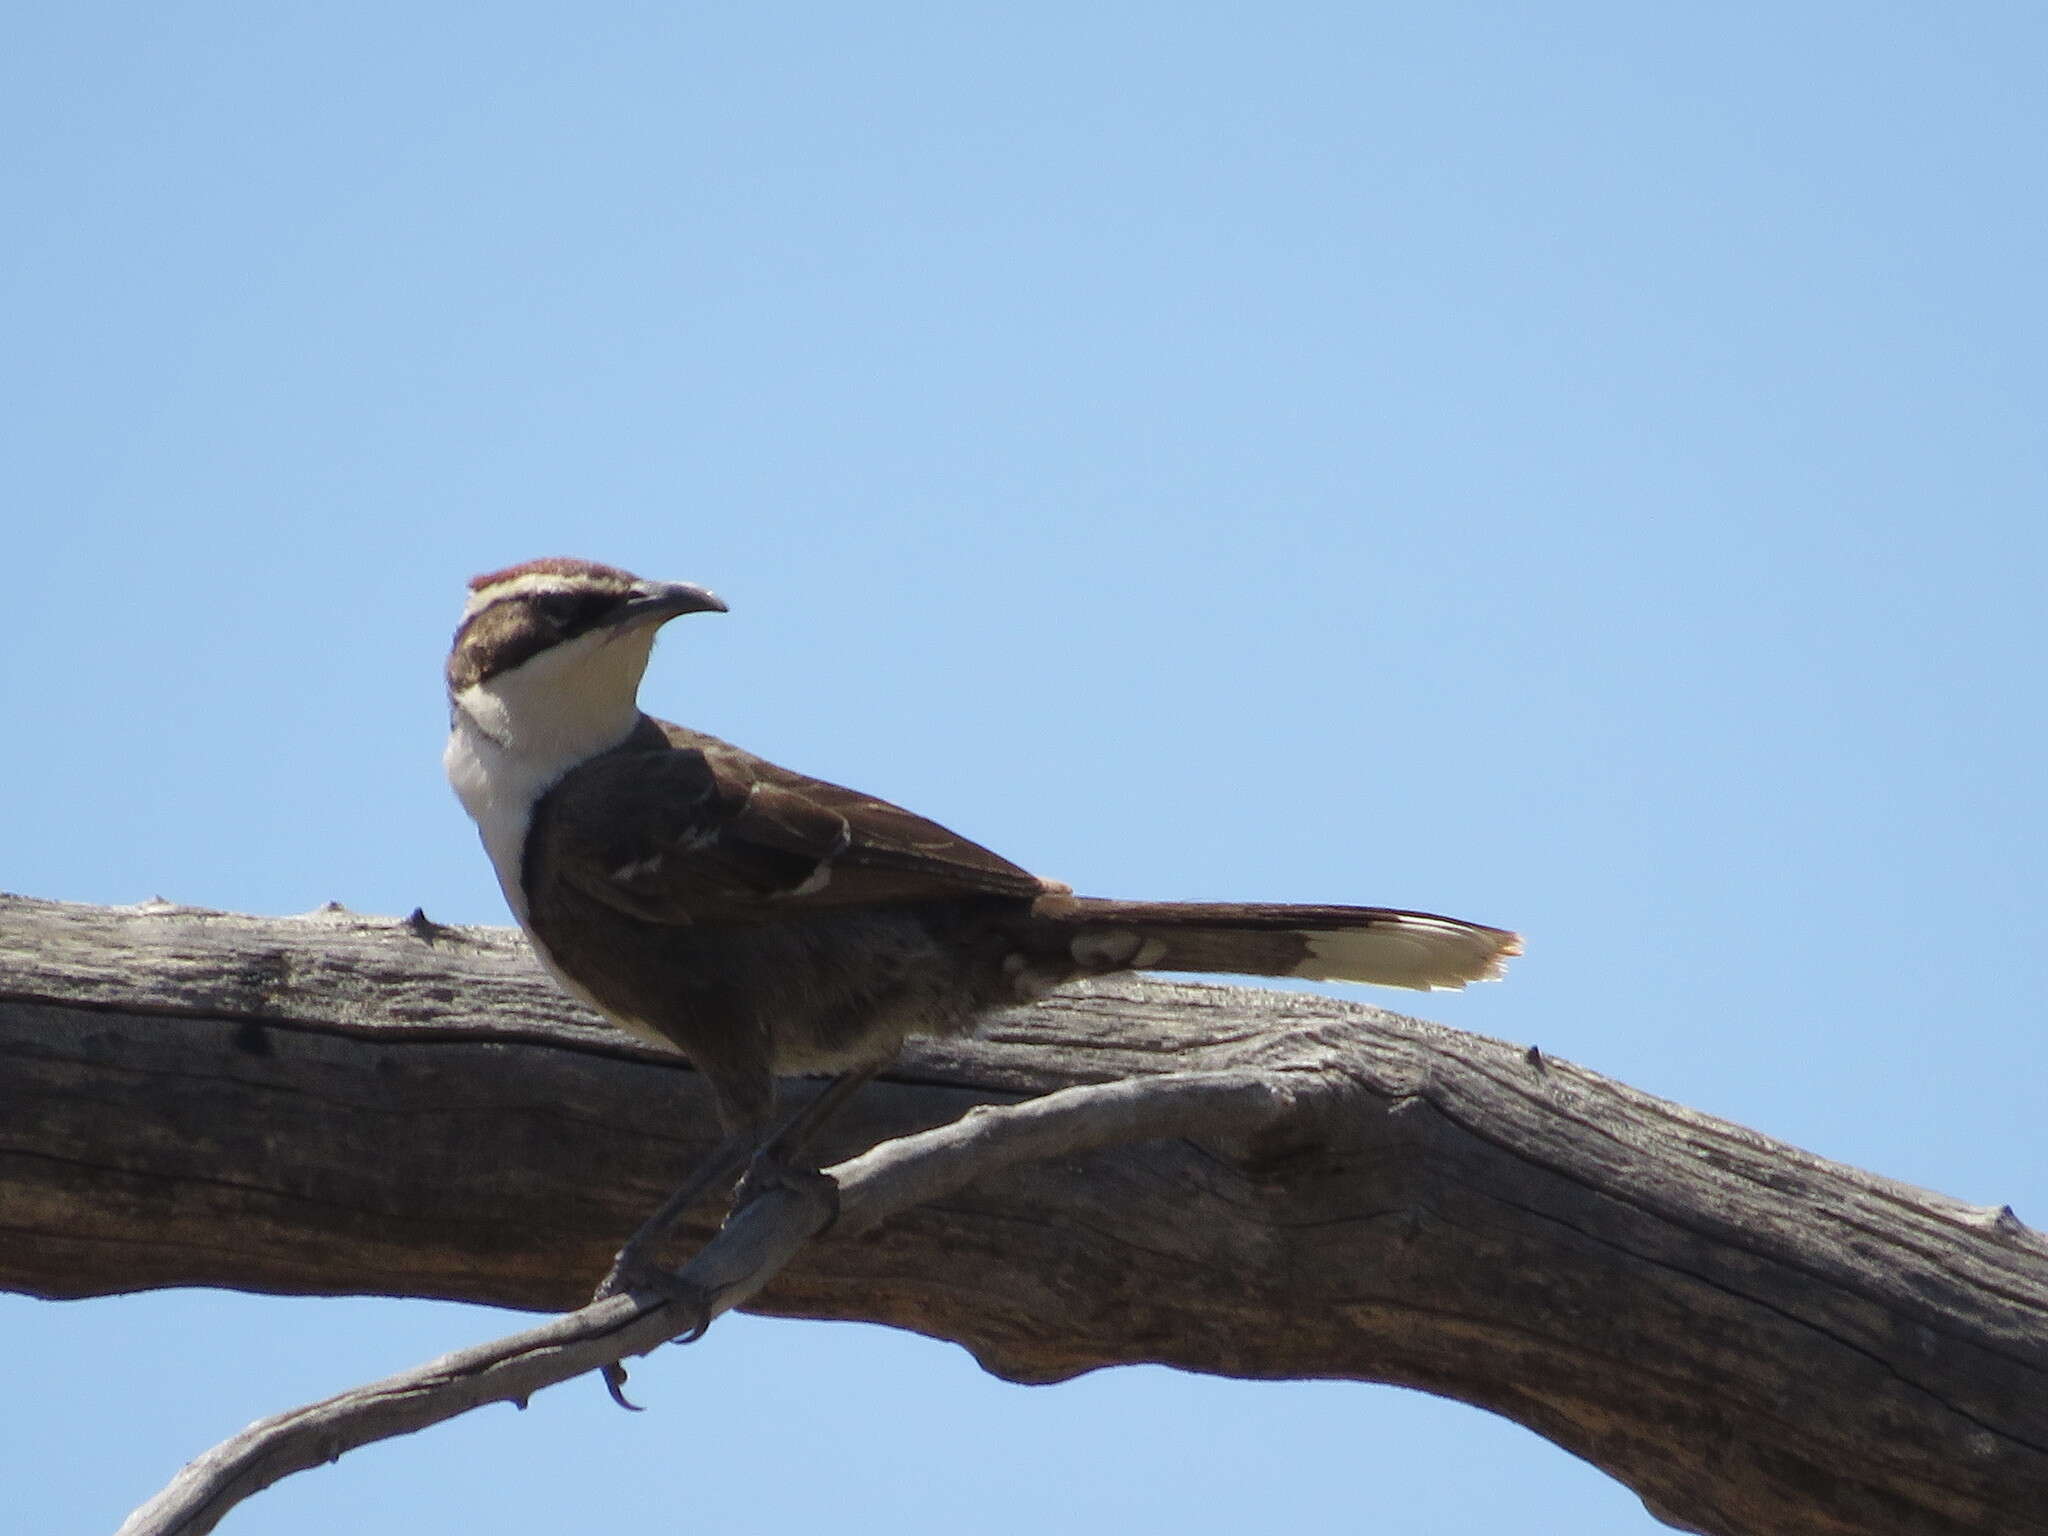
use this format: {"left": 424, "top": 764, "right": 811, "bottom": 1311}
{"left": 1296, "top": 917, "right": 1522, "bottom": 990}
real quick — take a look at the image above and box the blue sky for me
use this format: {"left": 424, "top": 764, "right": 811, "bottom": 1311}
{"left": 5, "top": 6, "right": 2043, "bottom": 1531}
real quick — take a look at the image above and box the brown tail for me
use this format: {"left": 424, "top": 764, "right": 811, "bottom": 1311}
{"left": 1027, "top": 896, "right": 1521, "bottom": 992}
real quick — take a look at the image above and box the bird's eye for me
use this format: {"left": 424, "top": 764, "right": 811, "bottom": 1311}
{"left": 534, "top": 591, "right": 613, "bottom": 633}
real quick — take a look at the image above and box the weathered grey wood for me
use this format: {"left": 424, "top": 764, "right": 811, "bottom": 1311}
{"left": 115, "top": 1071, "right": 1302, "bottom": 1536}
{"left": 2, "top": 892, "right": 2044, "bottom": 1535}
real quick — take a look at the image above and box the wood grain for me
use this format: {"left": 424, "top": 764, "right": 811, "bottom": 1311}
{"left": 3, "top": 893, "right": 2043, "bottom": 1535}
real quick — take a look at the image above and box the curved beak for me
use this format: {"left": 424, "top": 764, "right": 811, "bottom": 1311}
{"left": 619, "top": 580, "right": 728, "bottom": 627}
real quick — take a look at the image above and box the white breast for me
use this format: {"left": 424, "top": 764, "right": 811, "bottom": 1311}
{"left": 443, "top": 712, "right": 557, "bottom": 924}
{"left": 442, "top": 628, "right": 657, "bottom": 913}
{"left": 443, "top": 624, "right": 677, "bottom": 1046}
{"left": 445, "top": 706, "right": 676, "bottom": 1045}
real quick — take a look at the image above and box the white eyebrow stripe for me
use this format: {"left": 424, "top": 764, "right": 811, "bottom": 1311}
{"left": 460, "top": 572, "right": 604, "bottom": 620}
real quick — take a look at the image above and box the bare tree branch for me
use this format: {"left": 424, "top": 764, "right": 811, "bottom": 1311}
{"left": 113, "top": 1070, "right": 1295, "bottom": 1536}
{"left": 3, "top": 893, "right": 2046, "bottom": 1535}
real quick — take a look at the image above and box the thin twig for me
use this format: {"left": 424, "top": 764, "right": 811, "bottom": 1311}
{"left": 115, "top": 1069, "right": 1299, "bottom": 1536}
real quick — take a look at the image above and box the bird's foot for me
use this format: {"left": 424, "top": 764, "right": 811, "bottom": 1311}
{"left": 589, "top": 1253, "right": 715, "bottom": 1411}
{"left": 592, "top": 1246, "right": 713, "bottom": 1321}
{"left": 732, "top": 1155, "right": 842, "bottom": 1234}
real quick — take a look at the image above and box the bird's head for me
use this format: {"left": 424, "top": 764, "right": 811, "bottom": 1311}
{"left": 445, "top": 557, "right": 726, "bottom": 759}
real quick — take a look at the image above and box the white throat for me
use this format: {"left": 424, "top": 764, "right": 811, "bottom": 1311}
{"left": 443, "top": 624, "right": 660, "bottom": 921}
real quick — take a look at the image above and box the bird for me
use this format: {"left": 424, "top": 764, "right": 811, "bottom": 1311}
{"left": 444, "top": 556, "right": 1520, "bottom": 1294}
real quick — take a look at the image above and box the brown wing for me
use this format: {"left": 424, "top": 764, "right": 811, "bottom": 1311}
{"left": 532, "top": 720, "right": 1047, "bottom": 926}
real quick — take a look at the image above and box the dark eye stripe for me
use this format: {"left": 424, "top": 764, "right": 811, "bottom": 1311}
{"left": 535, "top": 591, "right": 623, "bottom": 636}
{"left": 446, "top": 588, "right": 628, "bottom": 692}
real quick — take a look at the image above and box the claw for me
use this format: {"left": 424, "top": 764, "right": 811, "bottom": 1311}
{"left": 592, "top": 1259, "right": 714, "bottom": 1409}
{"left": 602, "top": 1362, "right": 644, "bottom": 1412}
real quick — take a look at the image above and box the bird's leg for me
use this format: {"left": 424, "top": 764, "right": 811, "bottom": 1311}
{"left": 592, "top": 1128, "right": 759, "bottom": 1306}
{"left": 730, "top": 1064, "right": 884, "bottom": 1227}
{"left": 589, "top": 1124, "right": 773, "bottom": 1410}
{"left": 590, "top": 1063, "right": 883, "bottom": 1414}
{"left": 593, "top": 1065, "right": 878, "bottom": 1304}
